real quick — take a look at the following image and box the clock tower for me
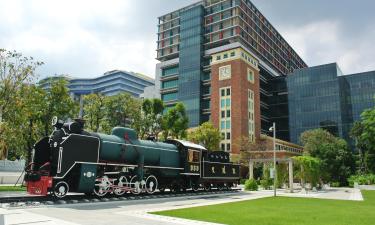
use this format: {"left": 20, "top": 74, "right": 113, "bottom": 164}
{"left": 210, "top": 47, "right": 261, "bottom": 155}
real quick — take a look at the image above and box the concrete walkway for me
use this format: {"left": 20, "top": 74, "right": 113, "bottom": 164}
{"left": 0, "top": 188, "right": 364, "bottom": 225}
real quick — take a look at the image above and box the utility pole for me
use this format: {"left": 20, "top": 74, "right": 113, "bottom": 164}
{"left": 269, "top": 122, "right": 277, "bottom": 197}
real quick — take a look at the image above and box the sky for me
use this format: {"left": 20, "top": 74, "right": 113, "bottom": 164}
{"left": 0, "top": 0, "right": 374, "bottom": 80}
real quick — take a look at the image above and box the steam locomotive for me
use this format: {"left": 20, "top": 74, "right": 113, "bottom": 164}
{"left": 25, "top": 117, "right": 240, "bottom": 198}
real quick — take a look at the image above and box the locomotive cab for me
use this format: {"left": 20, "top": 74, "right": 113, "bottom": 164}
{"left": 25, "top": 117, "right": 99, "bottom": 197}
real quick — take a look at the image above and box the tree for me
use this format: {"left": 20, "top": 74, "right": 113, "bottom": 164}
{"left": 83, "top": 93, "right": 106, "bottom": 132}
{"left": 188, "top": 122, "right": 221, "bottom": 151}
{"left": 300, "top": 129, "right": 355, "bottom": 185}
{"left": 42, "top": 79, "right": 78, "bottom": 135}
{"left": 293, "top": 156, "right": 322, "bottom": 189}
{"left": 350, "top": 121, "right": 367, "bottom": 173}
{"left": 20, "top": 85, "right": 48, "bottom": 163}
{"left": 133, "top": 98, "right": 164, "bottom": 140}
{"left": 104, "top": 93, "right": 142, "bottom": 133}
{"left": 161, "top": 102, "right": 189, "bottom": 140}
{"left": 235, "top": 135, "right": 268, "bottom": 165}
{"left": 0, "top": 49, "right": 42, "bottom": 159}
{"left": 350, "top": 106, "right": 375, "bottom": 173}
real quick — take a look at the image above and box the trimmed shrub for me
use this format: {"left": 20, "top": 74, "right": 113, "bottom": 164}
{"left": 240, "top": 179, "right": 247, "bottom": 185}
{"left": 348, "top": 174, "right": 375, "bottom": 187}
{"left": 260, "top": 179, "right": 273, "bottom": 190}
{"left": 244, "top": 179, "right": 258, "bottom": 191}
{"left": 330, "top": 182, "right": 340, "bottom": 187}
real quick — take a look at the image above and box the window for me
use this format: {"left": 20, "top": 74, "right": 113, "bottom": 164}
{"left": 247, "top": 68, "right": 254, "bottom": 83}
{"left": 221, "top": 110, "right": 225, "bottom": 118}
{"left": 221, "top": 89, "right": 225, "bottom": 96}
{"left": 221, "top": 99, "right": 225, "bottom": 108}
{"left": 226, "top": 110, "right": 230, "bottom": 117}
{"left": 226, "top": 98, "right": 231, "bottom": 107}
{"left": 188, "top": 150, "right": 200, "bottom": 163}
{"left": 162, "top": 79, "right": 178, "bottom": 89}
{"left": 161, "top": 92, "right": 177, "bottom": 102}
{"left": 223, "top": 53, "right": 228, "bottom": 59}
{"left": 221, "top": 144, "right": 225, "bottom": 151}
{"left": 162, "top": 65, "right": 178, "bottom": 76}
{"left": 226, "top": 88, "right": 231, "bottom": 96}
{"left": 226, "top": 132, "right": 230, "bottom": 140}
{"left": 230, "top": 51, "right": 235, "bottom": 57}
{"left": 226, "top": 143, "right": 231, "bottom": 151}
{"left": 216, "top": 55, "right": 221, "bottom": 60}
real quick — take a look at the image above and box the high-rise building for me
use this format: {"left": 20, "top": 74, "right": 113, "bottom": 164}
{"left": 156, "top": 0, "right": 307, "bottom": 154}
{"left": 287, "top": 63, "right": 375, "bottom": 146}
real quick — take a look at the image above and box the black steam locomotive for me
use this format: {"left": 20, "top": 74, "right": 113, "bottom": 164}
{"left": 25, "top": 117, "right": 240, "bottom": 198}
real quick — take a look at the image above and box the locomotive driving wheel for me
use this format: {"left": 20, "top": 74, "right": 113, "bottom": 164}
{"left": 130, "top": 175, "right": 143, "bottom": 195}
{"left": 113, "top": 176, "right": 128, "bottom": 196}
{"left": 53, "top": 181, "right": 69, "bottom": 198}
{"left": 94, "top": 176, "right": 111, "bottom": 197}
{"left": 204, "top": 183, "right": 211, "bottom": 191}
{"left": 191, "top": 183, "right": 200, "bottom": 192}
{"left": 145, "top": 175, "right": 158, "bottom": 194}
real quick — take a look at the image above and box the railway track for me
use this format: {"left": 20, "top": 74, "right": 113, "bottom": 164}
{"left": 0, "top": 188, "right": 241, "bottom": 208}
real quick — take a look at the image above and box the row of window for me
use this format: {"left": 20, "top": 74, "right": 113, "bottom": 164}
{"left": 275, "top": 144, "right": 302, "bottom": 153}
{"left": 238, "top": 2, "right": 306, "bottom": 68}
{"left": 220, "top": 86, "right": 231, "bottom": 152}
{"left": 161, "top": 92, "right": 177, "bottom": 102}
{"left": 221, "top": 143, "right": 231, "bottom": 152}
{"left": 248, "top": 89, "right": 255, "bottom": 142}
{"left": 221, "top": 132, "right": 231, "bottom": 140}
{"left": 161, "top": 79, "right": 178, "bottom": 89}
{"left": 162, "top": 65, "right": 179, "bottom": 76}
{"left": 216, "top": 51, "right": 236, "bottom": 61}
{"left": 220, "top": 120, "right": 231, "bottom": 130}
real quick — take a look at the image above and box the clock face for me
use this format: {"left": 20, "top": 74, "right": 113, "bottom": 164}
{"left": 219, "top": 65, "right": 231, "bottom": 80}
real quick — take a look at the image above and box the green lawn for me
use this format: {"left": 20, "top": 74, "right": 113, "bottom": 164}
{"left": 0, "top": 186, "right": 26, "bottom": 192}
{"left": 153, "top": 191, "right": 375, "bottom": 225}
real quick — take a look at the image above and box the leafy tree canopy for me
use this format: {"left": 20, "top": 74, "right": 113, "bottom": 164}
{"left": 161, "top": 102, "right": 189, "bottom": 140}
{"left": 83, "top": 93, "right": 106, "bottom": 132}
{"left": 300, "top": 128, "right": 355, "bottom": 185}
{"left": 188, "top": 122, "right": 221, "bottom": 151}
{"left": 350, "top": 105, "right": 375, "bottom": 173}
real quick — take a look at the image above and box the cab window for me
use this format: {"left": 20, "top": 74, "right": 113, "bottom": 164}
{"left": 188, "top": 149, "right": 200, "bottom": 163}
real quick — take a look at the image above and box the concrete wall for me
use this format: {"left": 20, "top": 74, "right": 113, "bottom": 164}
{"left": 0, "top": 160, "right": 25, "bottom": 185}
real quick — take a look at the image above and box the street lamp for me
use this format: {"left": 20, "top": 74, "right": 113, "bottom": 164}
{"left": 269, "top": 122, "right": 276, "bottom": 197}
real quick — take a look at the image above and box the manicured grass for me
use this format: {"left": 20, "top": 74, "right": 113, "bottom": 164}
{"left": 0, "top": 186, "right": 26, "bottom": 192}
{"left": 153, "top": 191, "right": 375, "bottom": 225}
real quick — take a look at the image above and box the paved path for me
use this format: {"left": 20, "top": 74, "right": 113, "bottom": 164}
{"left": 0, "top": 188, "right": 364, "bottom": 225}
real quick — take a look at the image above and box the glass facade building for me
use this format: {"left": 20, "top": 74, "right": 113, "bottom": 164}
{"left": 156, "top": 0, "right": 307, "bottom": 129}
{"left": 287, "top": 63, "right": 375, "bottom": 146}
{"left": 39, "top": 70, "right": 154, "bottom": 100}
{"left": 177, "top": 5, "right": 205, "bottom": 126}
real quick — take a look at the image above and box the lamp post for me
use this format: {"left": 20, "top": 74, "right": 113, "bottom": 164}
{"left": 269, "top": 122, "right": 276, "bottom": 197}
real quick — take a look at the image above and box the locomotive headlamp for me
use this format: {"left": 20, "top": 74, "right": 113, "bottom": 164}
{"left": 51, "top": 116, "right": 64, "bottom": 129}
{"left": 51, "top": 116, "right": 58, "bottom": 126}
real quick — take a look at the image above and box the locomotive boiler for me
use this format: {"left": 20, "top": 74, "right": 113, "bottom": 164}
{"left": 25, "top": 117, "right": 240, "bottom": 198}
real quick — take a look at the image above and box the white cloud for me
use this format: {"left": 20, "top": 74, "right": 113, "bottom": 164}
{"left": 280, "top": 20, "right": 375, "bottom": 74}
{"left": 0, "top": 0, "right": 158, "bottom": 79}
